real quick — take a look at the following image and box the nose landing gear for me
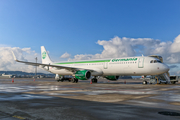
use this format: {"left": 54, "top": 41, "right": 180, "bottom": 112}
{"left": 142, "top": 75, "right": 147, "bottom": 85}
{"left": 143, "top": 80, "right": 147, "bottom": 85}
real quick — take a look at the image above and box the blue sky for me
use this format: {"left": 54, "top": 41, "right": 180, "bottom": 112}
{"left": 0, "top": 0, "right": 180, "bottom": 74}
{"left": 1, "top": 0, "right": 180, "bottom": 56}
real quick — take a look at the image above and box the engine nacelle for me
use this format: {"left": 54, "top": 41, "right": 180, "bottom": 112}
{"left": 75, "top": 70, "right": 91, "bottom": 80}
{"left": 105, "top": 76, "right": 119, "bottom": 81}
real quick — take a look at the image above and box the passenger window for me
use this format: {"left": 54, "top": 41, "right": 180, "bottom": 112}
{"left": 154, "top": 60, "right": 157, "bottom": 63}
{"left": 150, "top": 60, "right": 153, "bottom": 63}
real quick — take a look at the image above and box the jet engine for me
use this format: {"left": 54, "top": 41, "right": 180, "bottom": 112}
{"left": 75, "top": 70, "right": 91, "bottom": 80}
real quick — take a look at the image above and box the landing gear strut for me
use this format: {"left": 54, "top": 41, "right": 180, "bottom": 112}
{"left": 57, "top": 77, "right": 64, "bottom": 82}
{"left": 142, "top": 75, "right": 147, "bottom": 85}
{"left": 55, "top": 74, "right": 64, "bottom": 82}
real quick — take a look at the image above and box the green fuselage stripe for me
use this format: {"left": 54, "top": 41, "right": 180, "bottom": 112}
{"left": 55, "top": 60, "right": 111, "bottom": 65}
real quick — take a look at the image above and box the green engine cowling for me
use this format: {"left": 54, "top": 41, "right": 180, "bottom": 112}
{"left": 105, "top": 76, "right": 119, "bottom": 81}
{"left": 75, "top": 70, "right": 91, "bottom": 80}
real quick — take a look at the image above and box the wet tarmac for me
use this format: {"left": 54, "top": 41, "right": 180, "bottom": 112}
{"left": 0, "top": 78, "right": 180, "bottom": 120}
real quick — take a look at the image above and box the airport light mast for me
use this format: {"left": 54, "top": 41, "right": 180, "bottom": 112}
{"left": 35, "top": 57, "right": 37, "bottom": 78}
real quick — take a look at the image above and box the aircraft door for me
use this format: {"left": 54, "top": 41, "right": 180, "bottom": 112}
{"left": 103, "top": 62, "right": 108, "bottom": 69}
{"left": 138, "top": 58, "right": 144, "bottom": 68}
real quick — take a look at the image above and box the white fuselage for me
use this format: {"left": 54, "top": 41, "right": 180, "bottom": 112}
{"left": 41, "top": 56, "right": 169, "bottom": 77}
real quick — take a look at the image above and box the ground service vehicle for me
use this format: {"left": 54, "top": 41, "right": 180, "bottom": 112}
{"left": 170, "top": 76, "right": 179, "bottom": 84}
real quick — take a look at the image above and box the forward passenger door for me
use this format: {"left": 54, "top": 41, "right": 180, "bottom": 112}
{"left": 138, "top": 58, "right": 144, "bottom": 68}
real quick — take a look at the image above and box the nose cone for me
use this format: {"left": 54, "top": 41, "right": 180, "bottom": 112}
{"left": 162, "top": 64, "right": 170, "bottom": 73}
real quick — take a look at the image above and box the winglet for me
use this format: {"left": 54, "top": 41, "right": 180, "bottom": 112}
{"left": 11, "top": 51, "right": 18, "bottom": 61}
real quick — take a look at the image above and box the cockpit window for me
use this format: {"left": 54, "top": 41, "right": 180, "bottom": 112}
{"left": 150, "top": 60, "right": 162, "bottom": 63}
{"left": 157, "top": 60, "right": 162, "bottom": 63}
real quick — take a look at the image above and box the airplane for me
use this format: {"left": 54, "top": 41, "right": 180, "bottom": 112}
{"left": 12, "top": 46, "right": 170, "bottom": 84}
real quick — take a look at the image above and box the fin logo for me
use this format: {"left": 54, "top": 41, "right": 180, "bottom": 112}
{"left": 42, "top": 51, "right": 46, "bottom": 59}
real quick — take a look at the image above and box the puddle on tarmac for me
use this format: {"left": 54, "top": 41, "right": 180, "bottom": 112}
{"left": 150, "top": 95, "right": 180, "bottom": 102}
{"left": 128, "top": 100, "right": 159, "bottom": 105}
{"left": 127, "top": 100, "right": 174, "bottom": 108}
{"left": 74, "top": 90, "right": 157, "bottom": 95}
{"left": 169, "top": 86, "right": 180, "bottom": 89}
{"left": 45, "top": 93, "right": 76, "bottom": 96}
{"left": 0, "top": 84, "right": 78, "bottom": 93}
{"left": 0, "top": 94, "right": 52, "bottom": 101}
{"left": 0, "top": 84, "right": 36, "bottom": 92}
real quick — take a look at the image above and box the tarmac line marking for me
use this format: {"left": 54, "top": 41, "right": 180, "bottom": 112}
{"left": 13, "top": 115, "right": 26, "bottom": 119}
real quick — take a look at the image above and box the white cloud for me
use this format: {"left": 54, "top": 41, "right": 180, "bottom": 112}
{"left": 69, "top": 35, "right": 180, "bottom": 64}
{"left": 60, "top": 52, "right": 71, "bottom": 58}
{"left": 0, "top": 46, "right": 47, "bottom": 73}
{"left": 170, "top": 35, "right": 180, "bottom": 53}
{"left": 176, "top": 70, "right": 180, "bottom": 75}
{"left": 1, "top": 34, "right": 180, "bottom": 74}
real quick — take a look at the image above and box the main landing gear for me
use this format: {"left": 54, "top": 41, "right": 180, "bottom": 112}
{"left": 91, "top": 77, "right": 98, "bottom": 83}
{"left": 57, "top": 77, "right": 64, "bottom": 82}
{"left": 56, "top": 75, "right": 71, "bottom": 82}
{"left": 71, "top": 78, "right": 78, "bottom": 83}
{"left": 55, "top": 74, "right": 64, "bottom": 82}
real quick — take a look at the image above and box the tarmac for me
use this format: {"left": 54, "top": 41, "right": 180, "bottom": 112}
{"left": 0, "top": 78, "right": 180, "bottom": 120}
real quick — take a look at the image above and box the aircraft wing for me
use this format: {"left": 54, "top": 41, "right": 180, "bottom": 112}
{"left": 11, "top": 51, "right": 94, "bottom": 72}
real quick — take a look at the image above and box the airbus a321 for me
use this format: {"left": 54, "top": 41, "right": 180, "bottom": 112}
{"left": 12, "top": 46, "right": 169, "bottom": 84}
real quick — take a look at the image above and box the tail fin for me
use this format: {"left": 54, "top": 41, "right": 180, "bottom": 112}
{"left": 41, "top": 46, "right": 53, "bottom": 64}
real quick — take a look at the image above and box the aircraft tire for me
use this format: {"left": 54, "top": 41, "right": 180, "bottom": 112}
{"left": 143, "top": 81, "right": 147, "bottom": 85}
{"left": 171, "top": 81, "right": 176, "bottom": 84}
{"left": 75, "top": 79, "right": 78, "bottom": 83}
{"left": 71, "top": 78, "right": 75, "bottom": 83}
{"left": 92, "top": 78, "right": 97, "bottom": 83}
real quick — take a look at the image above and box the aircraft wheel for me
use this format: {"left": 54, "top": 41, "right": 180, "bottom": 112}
{"left": 143, "top": 81, "right": 147, "bottom": 85}
{"left": 92, "top": 78, "right": 97, "bottom": 83}
{"left": 171, "top": 81, "right": 176, "bottom": 84}
{"left": 71, "top": 78, "right": 75, "bottom": 83}
{"left": 74, "top": 78, "right": 78, "bottom": 83}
